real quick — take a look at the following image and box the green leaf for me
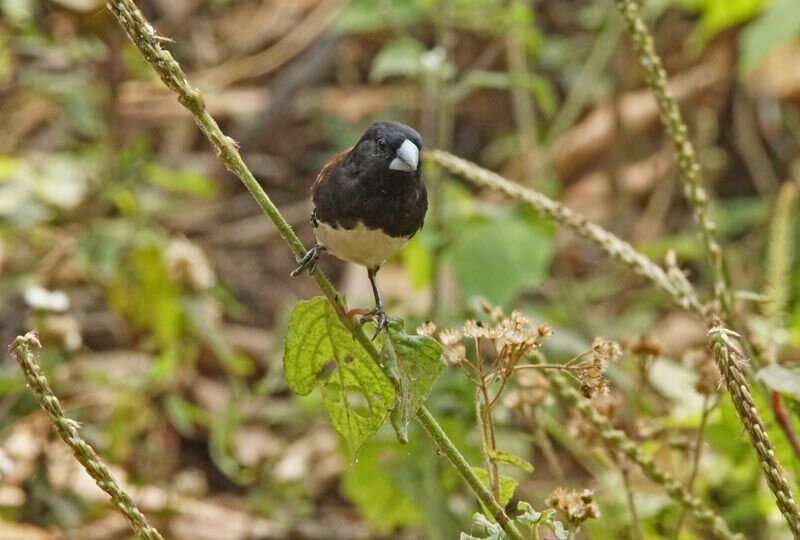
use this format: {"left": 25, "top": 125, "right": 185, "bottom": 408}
{"left": 447, "top": 218, "right": 553, "bottom": 306}
{"left": 682, "top": 0, "right": 768, "bottom": 41}
{"left": 517, "top": 502, "right": 568, "bottom": 539}
{"left": 382, "top": 322, "right": 444, "bottom": 443}
{"left": 283, "top": 298, "right": 394, "bottom": 454}
{"left": 739, "top": 0, "right": 800, "bottom": 73}
{"left": 333, "top": 0, "right": 423, "bottom": 34}
{"left": 144, "top": 163, "right": 216, "bottom": 198}
{"left": 460, "top": 513, "right": 508, "bottom": 540}
{"left": 756, "top": 364, "right": 800, "bottom": 399}
{"left": 488, "top": 450, "right": 534, "bottom": 473}
{"left": 472, "top": 467, "right": 518, "bottom": 513}
{"left": 370, "top": 37, "right": 426, "bottom": 82}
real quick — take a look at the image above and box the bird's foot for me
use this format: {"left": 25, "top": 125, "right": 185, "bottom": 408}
{"left": 366, "top": 306, "right": 389, "bottom": 340}
{"left": 291, "top": 245, "right": 325, "bottom": 277}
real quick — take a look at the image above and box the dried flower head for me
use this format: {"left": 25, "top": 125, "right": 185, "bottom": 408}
{"left": 546, "top": 487, "right": 601, "bottom": 523}
{"left": 443, "top": 344, "right": 467, "bottom": 366}
{"left": 462, "top": 320, "right": 487, "bottom": 339}
{"left": 438, "top": 328, "right": 463, "bottom": 347}
{"left": 416, "top": 320, "right": 436, "bottom": 337}
{"left": 538, "top": 324, "right": 553, "bottom": 338}
{"left": 576, "top": 338, "right": 621, "bottom": 398}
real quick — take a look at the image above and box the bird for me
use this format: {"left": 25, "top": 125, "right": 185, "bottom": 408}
{"left": 291, "top": 121, "right": 427, "bottom": 335}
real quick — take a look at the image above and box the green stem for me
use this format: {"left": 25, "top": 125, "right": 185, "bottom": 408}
{"left": 11, "top": 333, "right": 163, "bottom": 540}
{"left": 107, "top": 2, "right": 521, "bottom": 537}
{"left": 417, "top": 407, "right": 523, "bottom": 539}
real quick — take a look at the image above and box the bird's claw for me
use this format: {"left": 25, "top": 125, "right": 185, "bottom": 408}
{"left": 367, "top": 307, "right": 389, "bottom": 340}
{"left": 291, "top": 245, "right": 324, "bottom": 277}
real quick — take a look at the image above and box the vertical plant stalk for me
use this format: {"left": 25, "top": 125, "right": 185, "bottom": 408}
{"left": 764, "top": 182, "right": 797, "bottom": 338}
{"left": 672, "top": 395, "right": 715, "bottom": 539}
{"left": 425, "top": 149, "right": 706, "bottom": 317}
{"left": 106, "top": 3, "right": 522, "bottom": 538}
{"left": 10, "top": 332, "right": 163, "bottom": 540}
{"left": 547, "top": 371, "right": 741, "bottom": 540}
{"left": 708, "top": 325, "right": 800, "bottom": 537}
{"left": 426, "top": 0, "right": 455, "bottom": 321}
{"left": 504, "top": 0, "right": 539, "bottom": 184}
{"left": 613, "top": 0, "right": 734, "bottom": 322}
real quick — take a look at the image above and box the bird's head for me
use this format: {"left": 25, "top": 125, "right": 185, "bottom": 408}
{"left": 351, "top": 121, "right": 422, "bottom": 178}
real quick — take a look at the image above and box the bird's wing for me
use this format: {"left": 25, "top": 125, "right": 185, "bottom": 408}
{"left": 311, "top": 146, "right": 352, "bottom": 196}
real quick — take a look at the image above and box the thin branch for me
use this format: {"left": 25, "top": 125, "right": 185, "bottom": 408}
{"left": 10, "top": 332, "right": 163, "bottom": 540}
{"left": 425, "top": 149, "right": 706, "bottom": 317}
{"left": 613, "top": 0, "right": 734, "bottom": 322}
{"left": 672, "top": 395, "right": 716, "bottom": 539}
{"left": 106, "top": 2, "right": 522, "bottom": 538}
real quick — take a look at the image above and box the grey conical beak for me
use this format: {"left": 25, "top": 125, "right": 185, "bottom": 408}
{"left": 389, "top": 139, "right": 419, "bottom": 172}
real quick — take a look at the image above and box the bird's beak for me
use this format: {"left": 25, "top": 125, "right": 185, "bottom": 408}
{"left": 389, "top": 139, "right": 419, "bottom": 172}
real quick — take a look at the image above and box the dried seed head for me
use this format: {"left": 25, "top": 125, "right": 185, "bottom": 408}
{"left": 443, "top": 344, "right": 467, "bottom": 366}
{"left": 538, "top": 324, "right": 553, "bottom": 338}
{"left": 462, "top": 320, "right": 487, "bottom": 339}
{"left": 546, "top": 487, "right": 601, "bottom": 523}
{"left": 416, "top": 320, "right": 437, "bottom": 337}
{"left": 438, "top": 328, "right": 463, "bottom": 347}
{"left": 576, "top": 337, "right": 621, "bottom": 398}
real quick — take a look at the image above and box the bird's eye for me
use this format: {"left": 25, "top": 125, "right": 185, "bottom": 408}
{"left": 376, "top": 138, "right": 387, "bottom": 151}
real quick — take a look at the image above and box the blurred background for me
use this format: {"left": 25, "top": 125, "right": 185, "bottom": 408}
{"left": 2, "top": 0, "right": 800, "bottom": 538}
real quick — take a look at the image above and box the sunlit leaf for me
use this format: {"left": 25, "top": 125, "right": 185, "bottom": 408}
{"left": 283, "top": 297, "right": 394, "bottom": 454}
{"left": 488, "top": 449, "right": 534, "bottom": 473}
{"left": 472, "top": 467, "right": 518, "bottom": 510}
{"left": 370, "top": 37, "right": 426, "bottom": 82}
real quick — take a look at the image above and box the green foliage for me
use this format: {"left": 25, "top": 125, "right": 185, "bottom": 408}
{"left": 370, "top": 37, "right": 427, "bottom": 82}
{"left": 283, "top": 297, "right": 395, "bottom": 455}
{"left": 682, "top": 0, "right": 769, "bottom": 40}
{"left": 381, "top": 321, "right": 444, "bottom": 443}
{"left": 448, "top": 217, "right": 553, "bottom": 306}
{"left": 460, "top": 502, "right": 568, "bottom": 540}
{"left": 472, "top": 467, "right": 518, "bottom": 508}
{"left": 143, "top": 164, "right": 216, "bottom": 198}
{"left": 343, "top": 421, "right": 471, "bottom": 539}
{"left": 334, "top": 0, "right": 423, "bottom": 33}
{"left": 516, "top": 502, "right": 568, "bottom": 540}
{"left": 488, "top": 449, "right": 534, "bottom": 473}
{"left": 757, "top": 364, "right": 800, "bottom": 399}
{"left": 341, "top": 435, "right": 424, "bottom": 532}
{"left": 739, "top": 0, "right": 800, "bottom": 72}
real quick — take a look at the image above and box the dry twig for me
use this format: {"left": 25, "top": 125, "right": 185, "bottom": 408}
{"left": 10, "top": 332, "right": 163, "bottom": 540}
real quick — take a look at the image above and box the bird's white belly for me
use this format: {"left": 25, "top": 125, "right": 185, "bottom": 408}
{"left": 314, "top": 222, "right": 409, "bottom": 268}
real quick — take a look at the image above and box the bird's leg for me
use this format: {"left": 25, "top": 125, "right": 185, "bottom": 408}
{"left": 366, "top": 265, "right": 388, "bottom": 338}
{"left": 290, "top": 244, "right": 326, "bottom": 277}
